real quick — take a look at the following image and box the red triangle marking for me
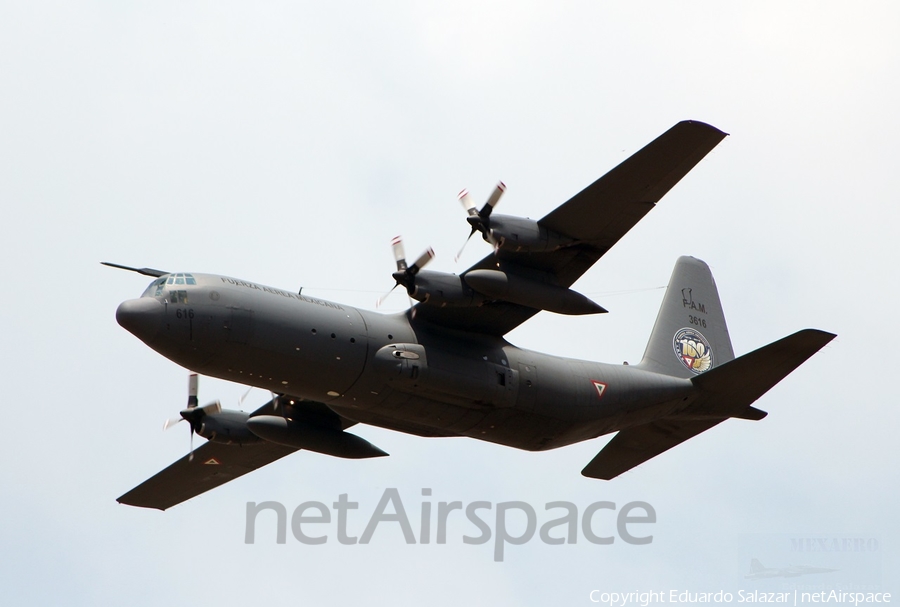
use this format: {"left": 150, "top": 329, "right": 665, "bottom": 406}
{"left": 204, "top": 458, "right": 220, "bottom": 465}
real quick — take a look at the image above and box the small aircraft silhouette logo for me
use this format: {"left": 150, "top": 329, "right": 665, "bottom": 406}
{"left": 745, "top": 558, "right": 838, "bottom": 580}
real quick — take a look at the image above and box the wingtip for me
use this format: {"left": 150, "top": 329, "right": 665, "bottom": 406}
{"left": 116, "top": 497, "right": 167, "bottom": 511}
{"left": 581, "top": 466, "right": 615, "bottom": 481}
{"left": 796, "top": 328, "right": 838, "bottom": 345}
{"left": 679, "top": 119, "right": 730, "bottom": 138}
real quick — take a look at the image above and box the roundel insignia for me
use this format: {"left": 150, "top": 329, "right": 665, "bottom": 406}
{"left": 673, "top": 328, "right": 713, "bottom": 374}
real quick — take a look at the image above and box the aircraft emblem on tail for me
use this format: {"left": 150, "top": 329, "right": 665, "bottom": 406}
{"left": 674, "top": 328, "right": 713, "bottom": 373}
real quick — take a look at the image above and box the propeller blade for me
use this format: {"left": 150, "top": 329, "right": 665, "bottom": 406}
{"left": 189, "top": 427, "right": 195, "bottom": 462}
{"left": 458, "top": 189, "right": 478, "bottom": 216}
{"left": 376, "top": 282, "right": 400, "bottom": 308}
{"left": 238, "top": 385, "right": 254, "bottom": 407}
{"left": 409, "top": 248, "right": 435, "bottom": 274}
{"left": 454, "top": 228, "right": 477, "bottom": 262}
{"left": 187, "top": 373, "right": 199, "bottom": 409}
{"left": 483, "top": 181, "right": 506, "bottom": 213}
{"left": 391, "top": 235, "right": 407, "bottom": 271}
{"left": 163, "top": 417, "right": 183, "bottom": 431}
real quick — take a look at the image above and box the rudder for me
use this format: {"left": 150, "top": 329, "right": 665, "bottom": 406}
{"left": 637, "top": 256, "right": 734, "bottom": 378}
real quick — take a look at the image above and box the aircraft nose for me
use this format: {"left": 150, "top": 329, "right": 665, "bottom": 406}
{"left": 116, "top": 298, "right": 163, "bottom": 343}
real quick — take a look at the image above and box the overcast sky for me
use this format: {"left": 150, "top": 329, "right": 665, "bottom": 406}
{"left": 2, "top": 2, "right": 898, "bottom": 605}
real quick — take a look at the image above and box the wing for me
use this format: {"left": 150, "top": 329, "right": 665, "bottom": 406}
{"left": 117, "top": 394, "right": 360, "bottom": 510}
{"left": 415, "top": 120, "right": 728, "bottom": 335}
{"left": 581, "top": 418, "right": 725, "bottom": 480}
{"left": 117, "top": 440, "right": 298, "bottom": 511}
{"left": 538, "top": 120, "right": 728, "bottom": 249}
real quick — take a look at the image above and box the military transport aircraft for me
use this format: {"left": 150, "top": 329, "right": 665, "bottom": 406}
{"left": 107, "top": 120, "right": 835, "bottom": 510}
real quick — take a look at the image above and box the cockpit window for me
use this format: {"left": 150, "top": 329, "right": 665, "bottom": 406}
{"left": 141, "top": 277, "right": 166, "bottom": 298}
{"left": 141, "top": 274, "right": 196, "bottom": 298}
{"left": 165, "top": 273, "right": 196, "bottom": 286}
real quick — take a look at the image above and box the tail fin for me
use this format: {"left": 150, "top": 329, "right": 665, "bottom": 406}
{"left": 638, "top": 256, "right": 735, "bottom": 378}
{"left": 750, "top": 559, "right": 766, "bottom": 573}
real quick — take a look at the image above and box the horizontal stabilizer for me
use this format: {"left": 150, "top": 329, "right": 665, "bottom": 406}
{"left": 583, "top": 329, "right": 835, "bottom": 480}
{"left": 689, "top": 329, "right": 836, "bottom": 418}
{"left": 582, "top": 418, "right": 725, "bottom": 480}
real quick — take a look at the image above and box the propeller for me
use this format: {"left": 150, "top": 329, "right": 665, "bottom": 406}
{"left": 376, "top": 235, "right": 435, "bottom": 311}
{"left": 238, "top": 384, "right": 282, "bottom": 415}
{"left": 271, "top": 393, "right": 281, "bottom": 414}
{"left": 454, "top": 181, "right": 505, "bottom": 261}
{"left": 238, "top": 384, "right": 254, "bottom": 407}
{"left": 163, "top": 373, "right": 222, "bottom": 461}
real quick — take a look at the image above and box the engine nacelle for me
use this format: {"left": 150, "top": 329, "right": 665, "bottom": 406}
{"left": 484, "top": 215, "right": 576, "bottom": 252}
{"left": 409, "top": 270, "right": 485, "bottom": 308}
{"left": 246, "top": 416, "right": 387, "bottom": 458}
{"left": 196, "top": 410, "right": 261, "bottom": 445}
{"left": 463, "top": 269, "right": 607, "bottom": 315}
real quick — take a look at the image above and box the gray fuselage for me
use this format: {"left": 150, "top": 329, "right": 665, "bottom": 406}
{"left": 117, "top": 272, "right": 693, "bottom": 451}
